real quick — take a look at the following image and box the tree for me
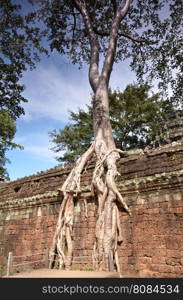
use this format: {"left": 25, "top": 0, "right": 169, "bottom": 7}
{"left": 0, "top": 110, "right": 23, "bottom": 180}
{"left": 0, "top": 0, "right": 47, "bottom": 177}
{"left": 50, "top": 84, "right": 173, "bottom": 163}
{"left": 0, "top": 0, "right": 47, "bottom": 117}
{"left": 27, "top": 0, "right": 183, "bottom": 271}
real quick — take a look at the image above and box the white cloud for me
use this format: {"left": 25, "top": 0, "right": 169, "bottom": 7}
{"left": 20, "top": 56, "right": 137, "bottom": 124}
{"left": 25, "top": 145, "right": 57, "bottom": 162}
{"left": 21, "top": 63, "right": 91, "bottom": 122}
{"left": 13, "top": 130, "right": 64, "bottom": 163}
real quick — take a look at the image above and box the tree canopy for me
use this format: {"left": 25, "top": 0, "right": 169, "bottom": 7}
{"left": 50, "top": 83, "right": 173, "bottom": 163}
{"left": 29, "top": 0, "right": 182, "bottom": 104}
{"left": 0, "top": 110, "right": 23, "bottom": 179}
{"left": 0, "top": 0, "right": 47, "bottom": 178}
{"left": 0, "top": 0, "right": 47, "bottom": 118}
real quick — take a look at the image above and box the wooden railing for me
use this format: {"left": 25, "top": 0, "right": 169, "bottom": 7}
{"left": 6, "top": 250, "right": 114, "bottom": 276}
{"left": 6, "top": 250, "right": 49, "bottom": 276}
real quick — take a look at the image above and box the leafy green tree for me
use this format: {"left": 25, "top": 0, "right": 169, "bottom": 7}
{"left": 0, "top": 0, "right": 46, "bottom": 118}
{"left": 50, "top": 105, "right": 93, "bottom": 163}
{"left": 0, "top": 0, "right": 47, "bottom": 178}
{"left": 26, "top": 0, "right": 183, "bottom": 271}
{"left": 50, "top": 84, "right": 172, "bottom": 163}
{"left": 0, "top": 110, "right": 23, "bottom": 180}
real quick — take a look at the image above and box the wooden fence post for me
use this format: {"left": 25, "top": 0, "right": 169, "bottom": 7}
{"left": 7, "top": 252, "right": 13, "bottom": 277}
{"left": 44, "top": 249, "right": 49, "bottom": 268}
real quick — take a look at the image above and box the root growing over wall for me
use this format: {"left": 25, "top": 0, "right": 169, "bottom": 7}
{"left": 49, "top": 140, "right": 131, "bottom": 272}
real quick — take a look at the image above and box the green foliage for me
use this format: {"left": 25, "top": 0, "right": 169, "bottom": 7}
{"left": 28, "top": 0, "right": 182, "bottom": 163}
{"left": 50, "top": 105, "right": 93, "bottom": 163}
{"left": 50, "top": 84, "right": 172, "bottom": 163}
{"left": 0, "top": 0, "right": 47, "bottom": 178}
{"left": 29, "top": 0, "right": 183, "bottom": 104}
{"left": 0, "top": 0, "right": 48, "bottom": 118}
{"left": 0, "top": 110, "right": 23, "bottom": 180}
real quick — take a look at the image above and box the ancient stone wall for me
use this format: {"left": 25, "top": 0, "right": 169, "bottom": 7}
{"left": 0, "top": 143, "right": 183, "bottom": 277}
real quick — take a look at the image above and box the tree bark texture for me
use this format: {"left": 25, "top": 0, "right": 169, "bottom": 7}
{"left": 49, "top": 0, "right": 131, "bottom": 272}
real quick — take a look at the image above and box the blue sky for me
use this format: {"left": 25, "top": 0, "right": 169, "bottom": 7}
{"left": 6, "top": 50, "right": 136, "bottom": 181}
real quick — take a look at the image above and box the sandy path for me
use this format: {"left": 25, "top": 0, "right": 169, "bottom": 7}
{"left": 6, "top": 268, "right": 120, "bottom": 278}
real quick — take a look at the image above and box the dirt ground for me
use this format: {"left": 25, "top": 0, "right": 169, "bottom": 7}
{"left": 6, "top": 268, "right": 120, "bottom": 278}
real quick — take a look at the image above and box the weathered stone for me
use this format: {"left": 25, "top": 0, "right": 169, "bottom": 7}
{"left": 0, "top": 143, "right": 183, "bottom": 277}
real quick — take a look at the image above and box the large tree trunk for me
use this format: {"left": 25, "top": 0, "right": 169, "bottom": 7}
{"left": 49, "top": 79, "right": 130, "bottom": 272}
{"left": 92, "top": 79, "right": 130, "bottom": 271}
{"left": 49, "top": 0, "right": 131, "bottom": 273}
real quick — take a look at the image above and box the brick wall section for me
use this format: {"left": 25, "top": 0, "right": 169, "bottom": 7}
{"left": 0, "top": 143, "right": 183, "bottom": 277}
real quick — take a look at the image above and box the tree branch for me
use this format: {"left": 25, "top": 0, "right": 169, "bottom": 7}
{"left": 119, "top": 0, "right": 131, "bottom": 18}
{"left": 73, "top": 0, "right": 99, "bottom": 92}
{"left": 93, "top": 27, "right": 155, "bottom": 44}
{"left": 71, "top": 8, "right": 77, "bottom": 47}
{"left": 111, "top": 0, "right": 118, "bottom": 16}
{"left": 119, "top": 32, "right": 157, "bottom": 44}
{"left": 101, "top": 0, "right": 131, "bottom": 84}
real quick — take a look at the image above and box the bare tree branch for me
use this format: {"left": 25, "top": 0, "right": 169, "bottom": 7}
{"left": 73, "top": 0, "right": 99, "bottom": 92}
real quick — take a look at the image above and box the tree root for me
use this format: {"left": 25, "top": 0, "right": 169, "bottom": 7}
{"left": 49, "top": 141, "right": 131, "bottom": 272}
{"left": 49, "top": 143, "right": 94, "bottom": 269}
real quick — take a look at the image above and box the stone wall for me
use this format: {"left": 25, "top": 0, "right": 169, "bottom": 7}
{"left": 155, "top": 110, "right": 183, "bottom": 146}
{"left": 0, "top": 143, "right": 183, "bottom": 277}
